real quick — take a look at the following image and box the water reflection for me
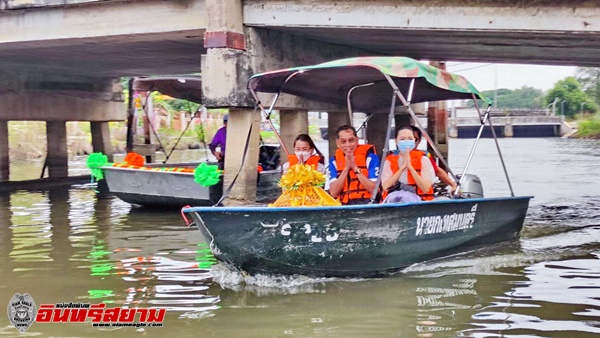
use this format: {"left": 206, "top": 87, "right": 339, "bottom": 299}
{"left": 1, "top": 138, "right": 600, "bottom": 337}
{"left": 464, "top": 254, "right": 600, "bottom": 337}
{"left": 1, "top": 188, "right": 221, "bottom": 337}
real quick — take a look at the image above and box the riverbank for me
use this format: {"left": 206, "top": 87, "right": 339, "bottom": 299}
{"left": 576, "top": 114, "right": 600, "bottom": 138}
{"left": 8, "top": 119, "right": 323, "bottom": 162}
{"left": 7, "top": 120, "right": 221, "bottom": 162}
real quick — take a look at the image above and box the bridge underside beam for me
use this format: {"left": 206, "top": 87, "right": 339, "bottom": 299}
{"left": 244, "top": 1, "right": 600, "bottom": 67}
{"left": 0, "top": 0, "right": 207, "bottom": 79}
{"left": 0, "top": 92, "right": 125, "bottom": 121}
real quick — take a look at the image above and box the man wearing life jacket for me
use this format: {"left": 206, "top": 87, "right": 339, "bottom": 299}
{"left": 328, "top": 125, "right": 380, "bottom": 205}
{"left": 282, "top": 134, "right": 327, "bottom": 174}
{"left": 381, "top": 125, "right": 435, "bottom": 203}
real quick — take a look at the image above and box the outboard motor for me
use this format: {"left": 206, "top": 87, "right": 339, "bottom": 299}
{"left": 456, "top": 174, "right": 484, "bottom": 199}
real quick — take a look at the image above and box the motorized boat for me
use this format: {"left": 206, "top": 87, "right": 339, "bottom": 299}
{"left": 100, "top": 76, "right": 281, "bottom": 208}
{"left": 182, "top": 56, "right": 532, "bottom": 277}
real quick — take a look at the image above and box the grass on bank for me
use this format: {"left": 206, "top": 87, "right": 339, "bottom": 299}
{"left": 577, "top": 113, "right": 600, "bottom": 138}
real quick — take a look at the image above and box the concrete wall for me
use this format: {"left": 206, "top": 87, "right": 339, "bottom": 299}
{"left": 0, "top": 90, "right": 125, "bottom": 121}
{"left": 202, "top": 27, "right": 382, "bottom": 109}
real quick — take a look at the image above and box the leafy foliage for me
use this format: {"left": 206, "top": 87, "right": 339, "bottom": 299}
{"left": 545, "top": 77, "right": 598, "bottom": 118}
{"left": 467, "top": 86, "right": 545, "bottom": 108}
{"left": 576, "top": 67, "right": 600, "bottom": 108}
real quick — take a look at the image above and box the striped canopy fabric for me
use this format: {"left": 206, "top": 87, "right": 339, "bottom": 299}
{"left": 248, "top": 57, "right": 490, "bottom": 112}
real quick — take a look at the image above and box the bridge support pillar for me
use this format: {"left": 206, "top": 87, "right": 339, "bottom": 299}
{"left": 0, "top": 121, "right": 8, "bottom": 181}
{"left": 46, "top": 121, "right": 68, "bottom": 178}
{"left": 222, "top": 108, "right": 261, "bottom": 205}
{"left": 91, "top": 122, "right": 114, "bottom": 162}
{"left": 504, "top": 119, "right": 514, "bottom": 137}
{"left": 366, "top": 113, "right": 388, "bottom": 158}
{"left": 327, "top": 112, "right": 351, "bottom": 160}
{"left": 280, "top": 109, "right": 309, "bottom": 156}
{"left": 0, "top": 194, "right": 12, "bottom": 276}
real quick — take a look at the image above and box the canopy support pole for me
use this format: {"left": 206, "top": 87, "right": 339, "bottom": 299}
{"left": 347, "top": 83, "right": 374, "bottom": 128}
{"left": 141, "top": 94, "right": 168, "bottom": 163}
{"left": 473, "top": 95, "right": 515, "bottom": 197}
{"left": 369, "top": 87, "right": 398, "bottom": 204}
{"left": 249, "top": 71, "right": 305, "bottom": 157}
{"left": 383, "top": 76, "right": 458, "bottom": 183}
{"left": 163, "top": 106, "right": 202, "bottom": 163}
{"left": 455, "top": 106, "right": 489, "bottom": 197}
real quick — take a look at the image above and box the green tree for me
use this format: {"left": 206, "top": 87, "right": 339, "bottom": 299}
{"left": 545, "top": 77, "right": 598, "bottom": 118}
{"left": 467, "top": 86, "right": 544, "bottom": 109}
{"left": 576, "top": 67, "right": 600, "bottom": 107}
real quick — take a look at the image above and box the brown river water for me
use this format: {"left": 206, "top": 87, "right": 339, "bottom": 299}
{"left": 1, "top": 137, "right": 599, "bottom": 337}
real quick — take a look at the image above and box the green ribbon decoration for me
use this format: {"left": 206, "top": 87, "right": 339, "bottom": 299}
{"left": 194, "top": 163, "right": 221, "bottom": 187}
{"left": 86, "top": 153, "right": 109, "bottom": 181}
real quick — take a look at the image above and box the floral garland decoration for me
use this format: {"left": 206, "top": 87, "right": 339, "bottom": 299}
{"left": 270, "top": 164, "right": 340, "bottom": 207}
{"left": 194, "top": 163, "right": 222, "bottom": 187}
{"left": 86, "top": 153, "right": 110, "bottom": 181}
{"left": 278, "top": 163, "right": 326, "bottom": 190}
{"left": 123, "top": 152, "right": 145, "bottom": 167}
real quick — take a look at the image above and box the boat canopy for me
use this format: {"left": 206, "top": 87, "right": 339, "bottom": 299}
{"left": 248, "top": 57, "right": 491, "bottom": 112}
{"left": 133, "top": 76, "right": 202, "bottom": 104}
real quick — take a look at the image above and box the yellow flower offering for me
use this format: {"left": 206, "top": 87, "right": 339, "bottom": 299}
{"left": 270, "top": 164, "right": 341, "bottom": 207}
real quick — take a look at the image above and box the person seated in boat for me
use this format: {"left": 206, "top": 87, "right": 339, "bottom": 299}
{"left": 411, "top": 126, "right": 458, "bottom": 193}
{"left": 209, "top": 114, "right": 228, "bottom": 170}
{"left": 381, "top": 125, "right": 435, "bottom": 203}
{"left": 282, "top": 134, "right": 327, "bottom": 174}
{"left": 328, "top": 125, "right": 380, "bottom": 205}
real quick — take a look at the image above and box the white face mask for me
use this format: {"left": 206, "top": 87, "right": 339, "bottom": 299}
{"left": 295, "top": 151, "right": 312, "bottom": 162}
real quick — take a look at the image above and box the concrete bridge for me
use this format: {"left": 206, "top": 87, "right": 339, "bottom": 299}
{"left": 2, "top": 0, "right": 600, "bottom": 202}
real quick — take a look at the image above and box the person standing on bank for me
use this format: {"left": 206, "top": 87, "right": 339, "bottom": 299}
{"left": 209, "top": 114, "right": 228, "bottom": 170}
{"left": 282, "top": 134, "right": 327, "bottom": 174}
{"left": 381, "top": 125, "right": 435, "bottom": 203}
{"left": 328, "top": 125, "right": 380, "bottom": 205}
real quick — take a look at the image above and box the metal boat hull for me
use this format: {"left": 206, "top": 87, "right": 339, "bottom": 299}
{"left": 184, "top": 196, "right": 532, "bottom": 277}
{"left": 103, "top": 166, "right": 280, "bottom": 208}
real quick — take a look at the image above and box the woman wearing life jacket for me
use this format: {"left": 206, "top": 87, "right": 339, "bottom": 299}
{"left": 282, "top": 134, "right": 327, "bottom": 174}
{"left": 410, "top": 126, "right": 458, "bottom": 193}
{"left": 381, "top": 125, "right": 435, "bottom": 203}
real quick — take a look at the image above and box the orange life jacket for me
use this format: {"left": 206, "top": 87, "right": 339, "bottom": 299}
{"left": 334, "top": 144, "right": 376, "bottom": 205}
{"left": 383, "top": 150, "right": 434, "bottom": 201}
{"left": 287, "top": 154, "right": 321, "bottom": 170}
